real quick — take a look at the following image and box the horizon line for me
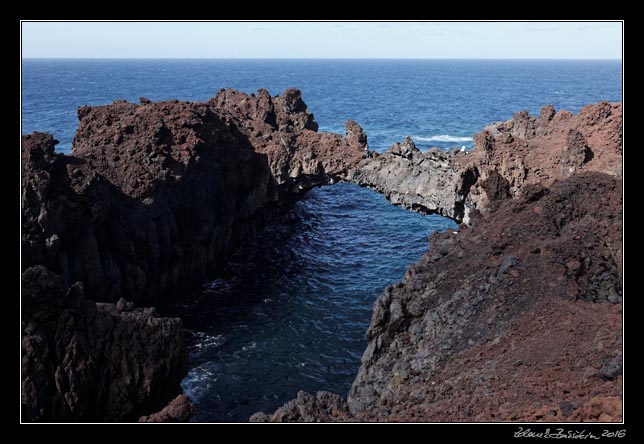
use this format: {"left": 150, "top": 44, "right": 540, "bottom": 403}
{"left": 22, "top": 57, "right": 622, "bottom": 61}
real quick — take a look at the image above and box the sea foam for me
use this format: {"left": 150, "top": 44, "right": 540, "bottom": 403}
{"left": 413, "top": 135, "right": 474, "bottom": 143}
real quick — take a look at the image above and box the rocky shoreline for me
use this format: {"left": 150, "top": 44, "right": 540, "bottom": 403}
{"left": 253, "top": 100, "right": 623, "bottom": 422}
{"left": 22, "top": 89, "right": 365, "bottom": 307}
{"left": 21, "top": 88, "right": 365, "bottom": 421}
{"left": 21, "top": 88, "right": 622, "bottom": 422}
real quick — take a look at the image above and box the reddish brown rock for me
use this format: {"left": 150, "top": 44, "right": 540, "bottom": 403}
{"left": 465, "top": 101, "right": 622, "bottom": 216}
{"left": 21, "top": 88, "right": 366, "bottom": 423}
{"left": 138, "top": 395, "right": 195, "bottom": 423}
{"left": 260, "top": 172, "right": 622, "bottom": 423}
{"left": 22, "top": 88, "right": 364, "bottom": 306}
{"left": 352, "top": 102, "right": 622, "bottom": 225}
{"left": 22, "top": 92, "right": 622, "bottom": 424}
{"left": 249, "top": 391, "right": 350, "bottom": 423}
{"left": 259, "top": 102, "right": 623, "bottom": 423}
{"left": 346, "top": 104, "right": 622, "bottom": 422}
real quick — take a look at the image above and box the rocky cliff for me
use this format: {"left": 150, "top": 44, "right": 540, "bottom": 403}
{"left": 346, "top": 172, "right": 622, "bottom": 422}
{"left": 22, "top": 90, "right": 622, "bottom": 422}
{"left": 22, "top": 88, "right": 365, "bottom": 307}
{"left": 21, "top": 266, "right": 187, "bottom": 422}
{"left": 253, "top": 102, "right": 623, "bottom": 422}
{"left": 352, "top": 102, "right": 622, "bottom": 225}
{"left": 21, "top": 88, "right": 364, "bottom": 422}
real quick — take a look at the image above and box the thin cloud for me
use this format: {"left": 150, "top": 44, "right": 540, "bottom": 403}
{"left": 577, "top": 23, "right": 618, "bottom": 31}
{"left": 522, "top": 24, "right": 560, "bottom": 32}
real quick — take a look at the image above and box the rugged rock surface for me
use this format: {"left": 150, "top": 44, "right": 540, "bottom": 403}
{"left": 138, "top": 395, "right": 195, "bottom": 422}
{"left": 22, "top": 88, "right": 364, "bottom": 306}
{"left": 256, "top": 102, "right": 623, "bottom": 422}
{"left": 249, "top": 391, "right": 350, "bottom": 423}
{"left": 22, "top": 92, "right": 621, "bottom": 423}
{"left": 351, "top": 136, "right": 477, "bottom": 221}
{"left": 21, "top": 266, "right": 187, "bottom": 422}
{"left": 352, "top": 102, "right": 622, "bottom": 225}
{"left": 261, "top": 172, "right": 623, "bottom": 423}
{"left": 21, "top": 88, "right": 365, "bottom": 422}
{"left": 347, "top": 172, "right": 622, "bottom": 421}
{"left": 464, "top": 101, "right": 622, "bottom": 219}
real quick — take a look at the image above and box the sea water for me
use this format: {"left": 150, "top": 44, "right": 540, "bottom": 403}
{"left": 22, "top": 59, "right": 621, "bottom": 421}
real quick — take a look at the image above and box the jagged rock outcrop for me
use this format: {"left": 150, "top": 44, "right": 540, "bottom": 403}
{"left": 350, "top": 136, "right": 478, "bottom": 221}
{"left": 256, "top": 102, "right": 623, "bottom": 422}
{"left": 465, "top": 101, "right": 622, "bottom": 218}
{"left": 21, "top": 88, "right": 365, "bottom": 422}
{"left": 352, "top": 102, "right": 622, "bottom": 225}
{"left": 22, "top": 88, "right": 364, "bottom": 306}
{"left": 347, "top": 172, "right": 622, "bottom": 421}
{"left": 23, "top": 91, "right": 622, "bottom": 423}
{"left": 249, "top": 391, "right": 350, "bottom": 423}
{"left": 138, "top": 395, "right": 195, "bottom": 423}
{"left": 21, "top": 266, "right": 187, "bottom": 422}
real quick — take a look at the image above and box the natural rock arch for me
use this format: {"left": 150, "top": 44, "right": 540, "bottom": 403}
{"left": 21, "top": 88, "right": 622, "bottom": 422}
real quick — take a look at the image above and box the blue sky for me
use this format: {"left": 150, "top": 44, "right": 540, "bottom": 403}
{"left": 21, "top": 21, "right": 622, "bottom": 59}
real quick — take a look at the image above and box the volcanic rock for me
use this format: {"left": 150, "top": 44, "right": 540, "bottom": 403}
{"left": 352, "top": 102, "right": 622, "bottom": 225}
{"left": 21, "top": 266, "right": 187, "bottom": 422}
{"left": 249, "top": 391, "right": 350, "bottom": 423}
{"left": 138, "top": 395, "right": 195, "bottom": 422}
{"left": 22, "top": 89, "right": 364, "bottom": 306}
{"left": 258, "top": 102, "right": 623, "bottom": 422}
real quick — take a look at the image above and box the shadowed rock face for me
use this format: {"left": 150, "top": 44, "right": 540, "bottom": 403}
{"left": 21, "top": 88, "right": 365, "bottom": 422}
{"left": 21, "top": 266, "right": 186, "bottom": 422}
{"left": 253, "top": 102, "right": 623, "bottom": 422}
{"left": 22, "top": 89, "right": 364, "bottom": 307}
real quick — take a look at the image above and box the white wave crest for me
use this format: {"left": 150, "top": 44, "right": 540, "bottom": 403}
{"left": 413, "top": 135, "right": 473, "bottom": 143}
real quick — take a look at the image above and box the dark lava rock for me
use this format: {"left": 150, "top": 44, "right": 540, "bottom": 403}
{"left": 138, "top": 395, "right": 195, "bottom": 423}
{"left": 249, "top": 391, "right": 350, "bottom": 422}
{"left": 259, "top": 102, "right": 622, "bottom": 423}
{"left": 21, "top": 88, "right": 366, "bottom": 422}
{"left": 21, "top": 266, "right": 187, "bottom": 422}
{"left": 599, "top": 356, "right": 623, "bottom": 381}
{"left": 23, "top": 94, "right": 622, "bottom": 423}
{"left": 22, "top": 88, "right": 364, "bottom": 306}
{"left": 347, "top": 172, "right": 622, "bottom": 421}
{"left": 497, "top": 255, "right": 518, "bottom": 278}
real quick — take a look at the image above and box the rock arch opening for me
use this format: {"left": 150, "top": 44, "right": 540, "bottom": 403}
{"left": 168, "top": 182, "right": 456, "bottom": 421}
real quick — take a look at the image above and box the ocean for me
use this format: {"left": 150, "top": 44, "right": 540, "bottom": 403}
{"left": 22, "top": 59, "right": 622, "bottom": 421}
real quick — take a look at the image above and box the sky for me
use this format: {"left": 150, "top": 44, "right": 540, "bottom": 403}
{"left": 21, "top": 21, "right": 622, "bottom": 59}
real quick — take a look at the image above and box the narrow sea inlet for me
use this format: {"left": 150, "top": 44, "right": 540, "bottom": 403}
{"left": 21, "top": 59, "right": 622, "bottom": 422}
{"left": 168, "top": 183, "right": 456, "bottom": 421}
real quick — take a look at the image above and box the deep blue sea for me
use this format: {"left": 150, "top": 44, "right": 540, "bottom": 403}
{"left": 22, "top": 59, "right": 621, "bottom": 421}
